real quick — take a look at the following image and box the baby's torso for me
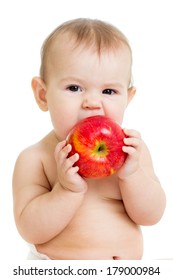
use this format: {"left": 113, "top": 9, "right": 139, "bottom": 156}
{"left": 36, "top": 133, "right": 143, "bottom": 259}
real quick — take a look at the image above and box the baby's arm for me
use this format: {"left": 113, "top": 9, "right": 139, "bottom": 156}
{"left": 117, "top": 129, "right": 166, "bottom": 225}
{"left": 13, "top": 142, "right": 87, "bottom": 245}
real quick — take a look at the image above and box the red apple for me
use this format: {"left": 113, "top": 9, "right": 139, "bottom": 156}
{"left": 67, "top": 115, "right": 126, "bottom": 178}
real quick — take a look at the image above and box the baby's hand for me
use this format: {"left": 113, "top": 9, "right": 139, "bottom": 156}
{"left": 54, "top": 140, "right": 87, "bottom": 193}
{"left": 117, "top": 128, "right": 142, "bottom": 179}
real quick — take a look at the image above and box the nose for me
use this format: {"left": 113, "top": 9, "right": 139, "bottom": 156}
{"left": 82, "top": 92, "right": 102, "bottom": 110}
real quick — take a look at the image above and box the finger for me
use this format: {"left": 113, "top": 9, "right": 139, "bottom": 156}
{"left": 61, "top": 144, "right": 72, "bottom": 157}
{"left": 67, "top": 165, "right": 79, "bottom": 176}
{"left": 122, "top": 146, "right": 139, "bottom": 158}
{"left": 63, "top": 153, "right": 79, "bottom": 171}
{"left": 54, "top": 140, "right": 67, "bottom": 155}
{"left": 123, "top": 128, "right": 141, "bottom": 139}
{"left": 55, "top": 143, "right": 72, "bottom": 163}
{"left": 123, "top": 137, "right": 141, "bottom": 148}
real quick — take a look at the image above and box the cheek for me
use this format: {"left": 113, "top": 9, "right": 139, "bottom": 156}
{"left": 46, "top": 90, "right": 79, "bottom": 138}
{"left": 105, "top": 102, "right": 126, "bottom": 125}
{"left": 48, "top": 102, "right": 79, "bottom": 139}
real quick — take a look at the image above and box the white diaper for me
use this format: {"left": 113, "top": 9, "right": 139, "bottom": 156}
{"left": 27, "top": 244, "right": 50, "bottom": 260}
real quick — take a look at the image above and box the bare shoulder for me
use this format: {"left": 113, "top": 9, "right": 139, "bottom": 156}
{"left": 13, "top": 142, "right": 50, "bottom": 197}
{"left": 140, "top": 140, "right": 153, "bottom": 164}
{"left": 12, "top": 131, "right": 58, "bottom": 216}
{"left": 13, "top": 131, "right": 58, "bottom": 216}
{"left": 140, "top": 140, "right": 159, "bottom": 181}
{"left": 13, "top": 131, "right": 57, "bottom": 191}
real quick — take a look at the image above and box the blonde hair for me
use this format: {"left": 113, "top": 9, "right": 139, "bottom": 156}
{"left": 40, "top": 18, "right": 132, "bottom": 82}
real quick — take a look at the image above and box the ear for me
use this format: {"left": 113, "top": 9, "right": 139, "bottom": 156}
{"left": 127, "top": 86, "right": 136, "bottom": 105}
{"left": 31, "top": 77, "right": 48, "bottom": 111}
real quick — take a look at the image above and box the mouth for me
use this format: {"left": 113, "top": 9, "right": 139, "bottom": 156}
{"left": 79, "top": 114, "right": 104, "bottom": 121}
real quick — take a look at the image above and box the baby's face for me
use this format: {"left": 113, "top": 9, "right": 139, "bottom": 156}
{"left": 44, "top": 37, "right": 133, "bottom": 140}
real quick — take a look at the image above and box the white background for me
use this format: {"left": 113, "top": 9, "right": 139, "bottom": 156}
{"left": 0, "top": 0, "right": 173, "bottom": 261}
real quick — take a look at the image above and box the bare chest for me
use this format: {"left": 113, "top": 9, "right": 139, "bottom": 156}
{"left": 44, "top": 152, "right": 122, "bottom": 200}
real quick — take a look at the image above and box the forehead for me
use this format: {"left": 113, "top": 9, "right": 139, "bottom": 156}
{"left": 49, "top": 32, "right": 132, "bottom": 67}
{"left": 49, "top": 31, "right": 131, "bottom": 55}
{"left": 41, "top": 21, "right": 132, "bottom": 81}
{"left": 48, "top": 40, "right": 131, "bottom": 89}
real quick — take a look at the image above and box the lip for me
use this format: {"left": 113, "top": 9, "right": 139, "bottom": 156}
{"left": 79, "top": 113, "right": 104, "bottom": 121}
{"left": 66, "top": 114, "right": 106, "bottom": 140}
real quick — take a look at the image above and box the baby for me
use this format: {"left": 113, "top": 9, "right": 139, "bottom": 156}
{"left": 13, "top": 18, "right": 166, "bottom": 260}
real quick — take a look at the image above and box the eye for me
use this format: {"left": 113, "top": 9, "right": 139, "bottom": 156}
{"left": 102, "top": 89, "right": 117, "bottom": 95}
{"left": 67, "top": 85, "right": 82, "bottom": 92}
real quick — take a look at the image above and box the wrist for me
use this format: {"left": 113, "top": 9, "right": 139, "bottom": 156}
{"left": 60, "top": 182, "right": 87, "bottom": 194}
{"left": 118, "top": 166, "right": 143, "bottom": 183}
{"left": 53, "top": 181, "right": 87, "bottom": 195}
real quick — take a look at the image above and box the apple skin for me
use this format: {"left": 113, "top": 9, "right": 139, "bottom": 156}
{"left": 67, "top": 115, "right": 127, "bottom": 179}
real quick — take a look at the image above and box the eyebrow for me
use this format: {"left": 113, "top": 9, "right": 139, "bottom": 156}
{"left": 102, "top": 82, "right": 125, "bottom": 89}
{"left": 60, "top": 76, "right": 85, "bottom": 84}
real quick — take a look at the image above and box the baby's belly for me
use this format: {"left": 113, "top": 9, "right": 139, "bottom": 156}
{"left": 36, "top": 199, "right": 143, "bottom": 260}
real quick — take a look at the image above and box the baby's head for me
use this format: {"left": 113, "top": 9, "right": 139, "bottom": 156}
{"left": 39, "top": 18, "right": 133, "bottom": 85}
{"left": 32, "top": 18, "right": 135, "bottom": 138}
